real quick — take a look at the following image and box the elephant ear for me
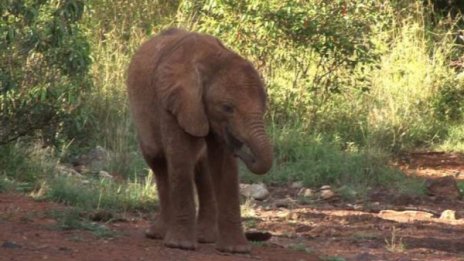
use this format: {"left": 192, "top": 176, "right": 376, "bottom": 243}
{"left": 158, "top": 63, "right": 209, "bottom": 137}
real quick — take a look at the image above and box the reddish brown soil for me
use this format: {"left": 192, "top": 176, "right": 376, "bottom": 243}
{"left": 0, "top": 193, "right": 318, "bottom": 261}
{"left": 1, "top": 152, "right": 464, "bottom": 261}
{"left": 397, "top": 151, "right": 464, "bottom": 180}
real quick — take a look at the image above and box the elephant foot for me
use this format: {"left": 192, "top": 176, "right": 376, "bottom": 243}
{"left": 197, "top": 223, "right": 217, "bottom": 243}
{"left": 164, "top": 230, "right": 197, "bottom": 250}
{"left": 145, "top": 225, "right": 165, "bottom": 239}
{"left": 216, "top": 240, "right": 251, "bottom": 253}
{"left": 216, "top": 232, "right": 250, "bottom": 253}
{"left": 144, "top": 216, "right": 166, "bottom": 239}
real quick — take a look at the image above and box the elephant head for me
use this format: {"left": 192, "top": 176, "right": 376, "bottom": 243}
{"left": 203, "top": 54, "right": 273, "bottom": 175}
{"left": 156, "top": 32, "right": 273, "bottom": 174}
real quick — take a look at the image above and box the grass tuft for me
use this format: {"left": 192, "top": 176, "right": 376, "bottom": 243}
{"left": 49, "top": 208, "right": 118, "bottom": 238}
{"left": 241, "top": 125, "right": 424, "bottom": 198}
{"left": 0, "top": 176, "right": 15, "bottom": 193}
{"left": 385, "top": 226, "right": 406, "bottom": 253}
{"left": 42, "top": 173, "right": 157, "bottom": 212}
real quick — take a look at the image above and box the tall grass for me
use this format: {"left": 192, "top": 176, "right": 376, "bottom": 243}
{"left": 171, "top": 0, "right": 463, "bottom": 153}
{"left": 43, "top": 173, "right": 157, "bottom": 212}
{"left": 437, "top": 125, "right": 464, "bottom": 152}
{"left": 73, "top": 0, "right": 463, "bottom": 190}
{"left": 366, "top": 12, "right": 458, "bottom": 151}
{"left": 0, "top": 142, "right": 57, "bottom": 183}
{"left": 78, "top": 1, "right": 180, "bottom": 177}
{"left": 240, "top": 124, "right": 413, "bottom": 197}
{"left": 2, "top": 1, "right": 461, "bottom": 204}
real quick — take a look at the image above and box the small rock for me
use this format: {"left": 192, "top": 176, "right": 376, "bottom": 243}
{"left": 425, "top": 176, "right": 461, "bottom": 200}
{"left": 240, "top": 183, "right": 269, "bottom": 200}
{"left": 274, "top": 198, "right": 295, "bottom": 208}
{"left": 98, "top": 170, "right": 113, "bottom": 180}
{"left": 239, "top": 184, "right": 251, "bottom": 197}
{"left": 320, "top": 189, "right": 335, "bottom": 200}
{"left": 298, "top": 188, "right": 313, "bottom": 198}
{"left": 2, "top": 241, "right": 22, "bottom": 249}
{"left": 379, "top": 210, "right": 434, "bottom": 222}
{"left": 88, "top": 146, "right": 110, "bottom": 161}
{"left": 320, "top": 185, "right": 331, "bottom": 190}
{"left": 56, "top": 165, "right": 83, "bottom": 178}
{"left": 440, "top": 209, "right": 456, "bottom": 220}
{"left": 286, "top": 211, "right": 299, "bottom": 220}
{"left": 290, "top": 181, "right": 303, "bottom": 189}
{"left": 73, "top": 164, "right": 90, "bottom": 174}
{"left": 73, "top": 146, "right": 110, "bottom": 173}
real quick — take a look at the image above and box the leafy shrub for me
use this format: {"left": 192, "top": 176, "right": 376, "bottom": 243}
{"left": 0, "top": 0, "right": 91, "bottom": 145}
{"left": 433, "top": 81, "right": 464, "bottom": 122}
{"left": 178, "top": 1, "right": 386, "bottom": 126}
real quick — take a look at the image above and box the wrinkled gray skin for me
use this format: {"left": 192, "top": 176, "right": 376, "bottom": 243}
{"left": 127, "top": 28, "right": 273, "bottom": 253}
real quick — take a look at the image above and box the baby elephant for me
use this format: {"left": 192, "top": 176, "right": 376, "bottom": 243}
{"left": 127, "top": 28, "right": 273, "bottom": 253}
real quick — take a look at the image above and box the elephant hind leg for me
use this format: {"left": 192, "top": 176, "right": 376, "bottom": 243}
{"left": 145, "top": 164, "right": 168, "bottom": 239}
{"left": 140, "top": 145, "right": 169, "bottom": 240}
{"left": 195, "top": 155, "right": 217, "bottom": 243}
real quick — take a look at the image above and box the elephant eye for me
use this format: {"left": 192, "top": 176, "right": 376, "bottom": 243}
{"left": 222, "top": 104, "right": 234, "bottom": 114}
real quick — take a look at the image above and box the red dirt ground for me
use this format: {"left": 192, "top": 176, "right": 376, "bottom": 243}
{"left": 397, "top": 151, "right": 464, "bottom": 180}
{"left": 0, "top": 193, "right": 318, "bottom": 261}
{"left": 1, "top": 152, "right": 464, "bottom": 261}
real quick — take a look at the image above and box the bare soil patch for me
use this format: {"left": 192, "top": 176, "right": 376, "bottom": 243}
{"left": 0, "top": 193, "right": 318, "bottom": 261}
{"left": 397, "top": 151, "right": 464, "bottom": 180}
{"left": 1, "top": 152, "right": 464, "bottom": 260}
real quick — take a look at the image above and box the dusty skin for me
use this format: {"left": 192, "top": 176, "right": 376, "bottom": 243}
{"left": 127, "top": 28, "right": 273, "bottom": 253}
{"left": 1, "top": 152, "right": 464, "bottom": 260}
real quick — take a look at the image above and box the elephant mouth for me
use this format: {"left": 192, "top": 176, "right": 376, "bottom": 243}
{"left": 224, "top": 127, "right": 256, "bottom": 164}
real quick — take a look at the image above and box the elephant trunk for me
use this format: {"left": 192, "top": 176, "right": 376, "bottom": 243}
{"left": 236, "top": 122, "right": 273, "bottom": 175}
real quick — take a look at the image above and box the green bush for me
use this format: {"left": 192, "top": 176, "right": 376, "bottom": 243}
{"left": 175, "top": 0, "right": 463, "bottom": 152}
{"left": 1, "top": 0, "right": 463, "bottom": 197}
{"left": 44, "top": 174, "right": 157, "bottom": 212}
{"left": 178, "top": 0, "right": 385, "bottom": 126}
{"left": 0, "top": 142, "right": 56, "bottom": 183}
{"left": 241, "top": 125, "right": 410, "bottom": 195}
{"left": 0, "top": 0, "right": 91, "bottom": 145}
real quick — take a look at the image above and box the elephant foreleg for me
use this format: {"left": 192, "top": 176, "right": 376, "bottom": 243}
{"left": 162, "top": 123, "right": 206, "bottom": 250}
{"left": 195, "top": 156, "right": 217, "bottom": 243}
{"left": 207, "top": 137, "right": 250, "bottom": 253}
{"left": 163, "top": 156, "right": 197, "bottom": 250}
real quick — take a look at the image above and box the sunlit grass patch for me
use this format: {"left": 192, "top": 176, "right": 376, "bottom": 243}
{"left": 385, "top": 226, "right": 406, "bottom": 253}
{"left": 0, "top": 142, "right": 57, "bottom": 184}
{"left": 241, "top": 125, "right": 425, "bottom": 198}
{"left": 0, "top": 176, "right": 15, "bottom": 193}
{"left": 436, "top": 125, "right": 464, "bottom": 152}
{"left": 48, "top": 208, "right": 119, "bottom": 238}
{"left": 42, "top": 172, "right": 157, "bottom": 213}
{"left": 1, "top": 1, "right": 462, "bottom": 212}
